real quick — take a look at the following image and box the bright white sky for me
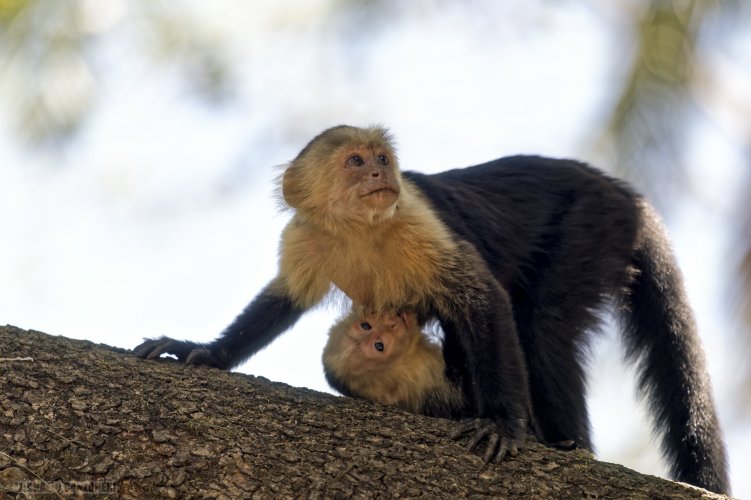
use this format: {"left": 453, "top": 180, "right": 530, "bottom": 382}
{"left": 0, "top": 1, "right": 748, "bottom": 495}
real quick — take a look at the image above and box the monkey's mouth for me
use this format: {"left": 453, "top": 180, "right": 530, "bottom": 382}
{"left": 362, "top": 187, "right": 399, "bottom": 198}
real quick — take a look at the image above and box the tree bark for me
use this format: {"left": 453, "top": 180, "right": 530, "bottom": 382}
{"left": 0, "top": 326, "right": 726, "bottom": 499}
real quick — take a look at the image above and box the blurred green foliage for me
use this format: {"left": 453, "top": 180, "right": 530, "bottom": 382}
{"left": 0, "top": 0, "right": 27, "bottom": 23}
{"left": 0, "top": 0, "right": 233, "bottom": 146}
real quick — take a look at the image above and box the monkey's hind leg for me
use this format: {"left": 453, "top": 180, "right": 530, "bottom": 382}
{"left": 519, "top": 309, "right": 594, "bottom": 452}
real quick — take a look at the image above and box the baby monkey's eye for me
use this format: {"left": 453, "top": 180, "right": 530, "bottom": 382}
{"left": 374, "top": 341, "right": 385, "bottom": 352}
{"left": 360, "top": 322, "right": 372, "bottom": 331}
{"left": 377, "top": 154, "right": 388, "bottom": 166}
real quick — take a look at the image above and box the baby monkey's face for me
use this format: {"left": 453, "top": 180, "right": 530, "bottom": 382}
{"left": 347, "top": 311, "right": 416, "bottom": 364}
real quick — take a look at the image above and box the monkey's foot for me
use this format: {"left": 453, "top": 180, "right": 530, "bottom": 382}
{"left": 450, "top": 418, "right": 524, "bottom": 463}
{"left": 549, "top": 439, "right": 577, "bottom": 451}
{"left": 133, "top": 337, "right": 229, "bottom": 369}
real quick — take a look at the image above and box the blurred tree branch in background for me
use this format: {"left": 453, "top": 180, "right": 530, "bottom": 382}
{"left": 602, "top": 0, "right": 710, "bottom": 206}
{"left": 739, "top": 177, "right": 751, "bottom": 415}
{"left": 599, "top": 0, "right": 751, "bottom": 414}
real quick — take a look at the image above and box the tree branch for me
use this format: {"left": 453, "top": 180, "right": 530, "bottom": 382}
{"left": 0, "top": 326, "right": 725, "bottom": 498}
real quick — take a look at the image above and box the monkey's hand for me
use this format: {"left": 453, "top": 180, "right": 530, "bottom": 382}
{"left": 450, "top": 417, "right": 525, "bottom": 463}
{"left": 133, "top": 337, "right": 229, "bottom": 369}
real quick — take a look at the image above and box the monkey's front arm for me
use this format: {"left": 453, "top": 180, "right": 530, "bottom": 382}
{"left": 436, "top": 265, "right": 531, "bottom": 462}
{"left": 134, "top": 279, "right": 306, "bottom": 369}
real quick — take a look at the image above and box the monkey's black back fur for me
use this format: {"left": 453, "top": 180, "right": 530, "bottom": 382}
{"left": 403, "top": 156, "right": 728, "bottom": 494}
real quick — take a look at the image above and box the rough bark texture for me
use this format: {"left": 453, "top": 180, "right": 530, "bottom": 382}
{"left": 0, "top": 325, "right": 727, "bottom": 499}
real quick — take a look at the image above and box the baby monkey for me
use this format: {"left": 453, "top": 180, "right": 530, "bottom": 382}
{"left": 324, "top": 308, "right": 533, "bottom": 459}
{"left": 323, "top": 308, "right": 463, "bottom": 418}
{"left": 323, "top": 309, "right": 583, "bottom": 459}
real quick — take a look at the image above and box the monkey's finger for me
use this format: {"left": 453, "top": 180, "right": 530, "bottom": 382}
{"left": 133, "top": 338, "right": 162, "bottom": 358}
{"left": 466, "top": 423, "right": 496, "bottom": 453}
{"left": 508, "top": 439, "right": 519, "bottom": 457}
{"left": 143, "top": 339, "right": 175, "bottom": 360}
{"left": 494, "top": 437, "right": 509, "bottom": 463}
{"left": 450, "top": 418, "right": 480, "bottom": 440}
{"left": 465, "top": 428, "right": 488, "bottom": 452}
{"left": 186, "top": 348, "right": 214, "bottom": 365}
{"left": 550, "top": 440, "right": 576, "bottom": 450}
{"left": 482, "top": 433, "right": 500, "bottom": 463}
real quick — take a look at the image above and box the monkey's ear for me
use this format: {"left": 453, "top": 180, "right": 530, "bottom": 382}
{"left": 401, "top": 311, "right": 418, "bottom": 329}
{"left": 282, "top": 166, "right": 305, "bottom": 208}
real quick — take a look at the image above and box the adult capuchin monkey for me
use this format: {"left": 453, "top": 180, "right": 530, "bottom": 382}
{"left": 134, "top": 125, "right": 729, "bottom": 494}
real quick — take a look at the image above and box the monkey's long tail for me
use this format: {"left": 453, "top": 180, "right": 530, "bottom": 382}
{"left": 618, "top": 200, "right": 729, "bottom": 495}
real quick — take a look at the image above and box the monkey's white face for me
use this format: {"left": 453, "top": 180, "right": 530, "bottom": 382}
{"left": 347, "top": 311, "right": 411, "bottom": 365}
{"left": 332, "top": 145, "right": 401, "bottom": 223}
{"left": 281, "top": 126, "right": 402, "bottom": 228}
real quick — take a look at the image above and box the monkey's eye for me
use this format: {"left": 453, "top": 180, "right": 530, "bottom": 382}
{"left": 374, "top": 341, "right": 385, "bottom": 352}
{"left": 347, "top": 155, "right": 364, "bottom": 167}
{"left": 377, "top": 154, "right": 389, "bottom": 166}
{"left": 360, "top": 322, "right": 372, "bottom": 331}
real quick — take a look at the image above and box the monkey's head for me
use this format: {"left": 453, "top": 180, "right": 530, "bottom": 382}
{"left": 324, "top": 310, "right": 417, "bottom": 379}
{"left": 323, "top": 309, "right": 452, "bottom": 411}
{"left": 282, "top": 125, "right": 401, "bottom": 226}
